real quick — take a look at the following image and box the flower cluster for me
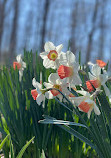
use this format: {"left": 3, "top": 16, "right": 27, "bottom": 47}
{"left": 13, "top": 42, "right": 111, "bottom": 119}
{"left": 31, "top": 42, "right": 111, "bottom": 118}
{"left": 32, "top": 41, "right": 111, "bottom": 118}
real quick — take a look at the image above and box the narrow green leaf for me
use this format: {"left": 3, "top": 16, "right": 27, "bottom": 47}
{"left": 0, "top": 134, "right": 10, "bottom": 150}
{"left": 79, "top": 51, "right": 81, "bottom": 67}
{"left": 10, "top": 138, "right": 14, "bottom": 158}
{"left": 16, "top": 136, "right": 35, "bottom": 158}
{"left": 39, "top": 116, "right": 87, "bottom": 128}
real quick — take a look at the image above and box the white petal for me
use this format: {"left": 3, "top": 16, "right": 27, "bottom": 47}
{"left": 22, "top": 61, "right": 26, "bottom": 68}
{"left": 71, "top": 74, "right": 82, "bottom": 85}
{"left": 36, "top": 94, "right": 45, "bottom": 105}
{"left": 42, "top": 102, "right": 45, "bottom": 108}
{"left": 32, "top": 78, "right": 42, "bottom": 89}
{"left": 109, "top": 96, "right": 111, "bottom": 103}
{"left": 16, "top": 54, "right": 22, "bottom": 62}
{"left": 94, "top": 103, "right": 100, "bottom": 115}
{"left": 59, "top": 52, "right": 68, "bottom": 65}
{"left": 92, "top": 64, "right": 101, "bottom": 77}
{"left": 44, "top": 42, "right": 55, "bottom": 52}
{"left": 66, "top": 51, "right": 76, "bottom": 64}
{"left": 87, "top": 107, "right": 93, "bottom": 119}
{"left": 99, "top": 74, "right": 108, "bottom": 85}
{"left": 45, "top": 91, "right": 54, "bottom": 99}
{"left": 54, "top": 59, "right": 60, "bottom": 68}
{"left": 103, "top": 84, "right": 111, "bottom": 97}
{"left": 50, "top": 62, "right": 57, "bottom": 69}
{"left": 56, "top": 44, "right": 63, "bottom": 53}
{"left": 88, "top": 72, "right": 95, "bottom": 80}
{"left": 61, "top": 78, "right": 68, "bottom": 84}
{"left": 40, "top": 52, "right": 48, "bottom": 59}
{"left": 57, "top": 94, "right": 63, "bottom": 102}
{"left": 48, "top": 73, "right": 60, "bottom": 84}
{"left": 77, "top": 90, "right": 90, "bottom": 97}
{"left": 44, "top": 82, "right": 53, "bottom": 88}
{"left": 88, "top": 61, "right": 94, "bottom": 66}
{"left": 56, "top": 79, "right": 62, "bottom": 85}
{"left": 62, "top": 86, "right": 70, "bottom": 95}
{"left": 19, "top": 70, "right": 23, "bottom": 82}
{"left": 72, "top": 96, "right": 86, "bottom": 105}
{"left": 85, "top": 99, "right": 94, "bottom": 104}
{"left": 43, "top": 58, "right": 54, "bottom": 69}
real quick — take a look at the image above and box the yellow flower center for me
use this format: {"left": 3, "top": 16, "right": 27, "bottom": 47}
{"left": 47, "top": 50, "right": 58, "bottom": 61}
{"left": 40, "top": 89, "right": 47, "bottom": 94}
{"left": 51, "top": 53, "right": 57, "bottom": 59}
{"left": 53, "top": 84, "right": 61, "bottom": 90}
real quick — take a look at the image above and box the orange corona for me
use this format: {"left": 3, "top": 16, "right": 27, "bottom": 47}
{"left": 13, "top": 62, "right": 21, "bottom": 70}
{"left": 96, "top": 60, "right": 106, "bottom": 68}
{"left": 58, "top": 65, "right": 73, "bottom": 79}
{"left": 86, "top": 79, "right": 101, "bottom": 92}
{"left": 31, "top": 89, "right": 38, "bottom": 100}
{"left": 78, "top": 101, "right": 92, "bottom": 113}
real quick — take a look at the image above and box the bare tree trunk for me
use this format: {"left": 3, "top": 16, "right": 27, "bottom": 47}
{"left": 86, "top": 0, "right": 99, "bottom": 62}
{"left": 0, "top": 0, "right": 7, "bottom": 61}
{"left": 48, "top": 2, "right": 55, "bottom": 41}
{"left": 9, "top": 0, "right": 19, "bottom": 61}
{"left": 70, "top": 1, "right": 79, "bottom": 53}
{"left": 40, "top": 0, "right": 50, "bottom": 50}
{"left": 24, "top": 10, "right": 33, "bottom": 50}
{"left": 98, "top": 0, "right": 106, "bottom": 59}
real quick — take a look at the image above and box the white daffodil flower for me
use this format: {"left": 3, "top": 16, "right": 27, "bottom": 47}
{"left": 58, "top": 51, "right": 82, "bottom": 87}
{"left": 13, "top": 54, "right": 26, "bottom": 81}
{"left": 96, "top": 60, "right": 106, "bottom": 68}
{"left": 73, "top": 90, "right": 100, "bottom": 118}
{"left": 31, "top": 78, "right": 46, "bottom": 107}
{"left": 40, "top": 42, "right": 63, "bottom": 69}
{"left": 44, "top": 73, "right": 69, "bottom": 102}
{"left": 88, "top": 60, "right": 106, "bottom": 68}
{"left": 86, "top": 64, "right": 111, "bottom": 100}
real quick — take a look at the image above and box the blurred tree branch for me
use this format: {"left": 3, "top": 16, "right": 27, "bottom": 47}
{"left": 9, "top": 0, "right": 20, "bottom": 62}
{"left": 86, "top": 0, "right": 99, "bottom": 62}
{"left": 70, "top": 1, "right": 79, "bottom": 54}
{"left": 0, "top": 0, "right": 7, "bottom": 61}
{"left": 40, "top": 0, "right": 50, "bottom": 51}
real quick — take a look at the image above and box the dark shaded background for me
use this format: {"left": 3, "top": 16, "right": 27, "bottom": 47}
{"left": 0, "top": 0, "right": 111, "bottom": 65}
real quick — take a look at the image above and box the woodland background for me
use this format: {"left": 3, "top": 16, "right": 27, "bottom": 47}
{"left": 0, "top": 0, "right": 111, "bottom": 65}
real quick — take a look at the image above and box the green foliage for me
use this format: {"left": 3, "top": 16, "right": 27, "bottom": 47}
{"left": 0, "top": 134, "right": 34, "bottom": 158}
{"left": 0, "top": 50, "right": 97, "bottom": 158}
